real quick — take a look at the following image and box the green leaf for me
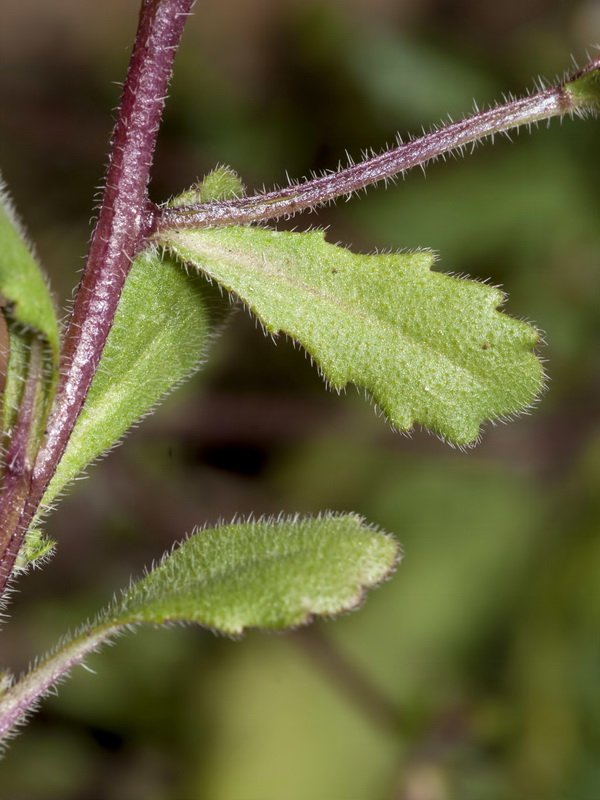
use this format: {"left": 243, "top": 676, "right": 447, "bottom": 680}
{"left": 0, "top": 177, "right": 60, "bottom": 444}
{"left": 565, "top": 58, "right": 600, "bottom": 114}
{"left": 38, "top": 165, "right": 246, "bottom": 509}
{"left": 1, "top": 327, "right": 31, "bottom": 440}
{"left": 161, "top": 226, "right": 544, "bottom": 445}
{"left": 168, "top": 165, "right": 245, "bottom": 207}
{"left": 41, "top": 247, "right": 224, "bottom": 510}
{"left": 111, "top": 513, "right": 399, "bottom": 632}
{"left": 13, "top": 525, "right": 55, "bottom": 571}
{"left": 0, "top": 672, "right": 11, "bottom": 699}
{"left": 0, "top": 515, "right": 398, "bottom": 740}
{"left": 0, "top": 178, "right": 60, "bottom": 366}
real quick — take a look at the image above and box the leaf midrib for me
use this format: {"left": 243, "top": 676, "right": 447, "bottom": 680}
{"left": 171, "top": 232, "right": 482, "bottom": 386}
{"left": 115, "top": 542, "right": 367, "bottom": 622}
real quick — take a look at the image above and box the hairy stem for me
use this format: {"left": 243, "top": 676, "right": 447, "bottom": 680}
{"left": 0, "top": 0, "right": 194, "bottom": 595}
{"left": 0, "top": 622, "right": 119, "bottom": 742}
{"left": 155, "top": 56, "right": 600, "bottom": 231}
{"left": 0, "top": 341, "right": 43, "bottom": 570}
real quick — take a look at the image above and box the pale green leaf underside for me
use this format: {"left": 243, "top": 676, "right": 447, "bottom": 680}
{"left": 163, "top": 227, "right": 544, "bottom": 445}
{"left": 41, "top": 248, "right": 220, "bottom": 510}
{"left": 109, "top": 514, "right": 399, "bottom": 633}
{"left": 0, "top": 179, "right": 59, "bottom": 366}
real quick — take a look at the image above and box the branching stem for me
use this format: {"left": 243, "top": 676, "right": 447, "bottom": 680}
{"left": 0, "top": 0, "right": 195, "bottom": 595}
{"left": 1, "top": 3, "right": 597, "bottom": 600}
{"left": 154, "top": 56, "right": 600, "bottom": 232}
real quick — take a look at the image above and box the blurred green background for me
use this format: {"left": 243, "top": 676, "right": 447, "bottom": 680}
{"left": 1, "top": 1, "right": 600, "bottom": 798}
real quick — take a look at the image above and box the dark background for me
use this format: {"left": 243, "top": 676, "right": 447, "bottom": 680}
{"left": 1, "top": 1, "right": 599, "bottom": 798}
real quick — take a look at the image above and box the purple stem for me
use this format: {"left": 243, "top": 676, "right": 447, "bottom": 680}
{"left": 0, "top": 0, "right": 194, "bottom": 595}
{"left": 155, "top": 57, "right": 600, "bottom": 231}
{"left": 0, "top": 341, "right": 43, "bottom": 567}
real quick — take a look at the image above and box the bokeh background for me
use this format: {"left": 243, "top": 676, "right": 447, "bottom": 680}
{"left": 1, "top": 1, "right": 600, "bottom": 798}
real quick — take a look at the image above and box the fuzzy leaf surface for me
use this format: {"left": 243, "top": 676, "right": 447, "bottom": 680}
{"left": 566, "top": 58, "right": 600, "bottom": 113}
{"left": 0, "top": 181, "right": 60, "bottom": 365}
{"left": 0, "top": 514, "right": 397, "bottom": 740}
{"left": 0, "top": 180, "right": 60, "bottom": 442}
{"left": 42, "top": 248, "right": 222, "bottom": 509}
{"left": 168, "top": 165, "right": 245, "bottom": 207}
{"left": 110, "top": 514, "right": 398, "bottom": 633}
{"left": 162, "top": 226, "right": 543, "bottom": 445}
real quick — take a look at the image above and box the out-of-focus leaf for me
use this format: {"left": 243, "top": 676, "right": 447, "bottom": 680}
{"left": 566, "top": 58, "right": 600, "bottom": 114}
{"left": 162, "top": 226, "right": 544, "bottom": 445}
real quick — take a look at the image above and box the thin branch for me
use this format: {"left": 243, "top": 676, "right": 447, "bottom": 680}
{"left": 293, "top": 626, "right": 403, "bottom": 736}
{"left": 154, "top": 56, "right": 600, "bottom": 232}
{"left": 0, "top": 622, "right": 118, "bottom": 742}
{"left": 0, "top": 340, "right": 43, "bottom": 574}
{"left": 0, "top": 0, "right": 195, "bottom": 595}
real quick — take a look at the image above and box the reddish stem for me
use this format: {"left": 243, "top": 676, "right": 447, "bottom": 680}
{"left": 0, "top": 0, "right": 194, "bottom": 595}
{"left": 0, "top": 341, "right": 43, "bottom": 571}
{"left": 154, "top": 59, "right": 599, "bottom": 232}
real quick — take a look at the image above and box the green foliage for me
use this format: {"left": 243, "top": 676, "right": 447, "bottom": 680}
{"left": 110, "top": 514, "right": 398, "bottom": 633}
{"left": 0, "top": 6, "right": 597, "bottom": 792}
{"left": 41, "top": 248, "right": 222, "bottom": 510}
{"left": 0, "top": 180, "right": 60, "bottom": 365}
{"left": 168, "top": 165, "right": 245, "bottom": 206}
{"left": 0, "top": 515, "right": 398, "bottom": 742}
{"left": 40, "top": 166, "right": 249, "bottom": 509}
{"left": 162, "top": 226, "right": 544, "bottom": 445}
{"left": 566, "top": 60, "right": 600, "bottom": 113}
{"left": 13, "top": 526, "right": 55, "bottom": 570}
{"left": 0, "top": 179, "right": 60, "bottom": 446}
{"left": 1, "top": 330, "right": 31, "bottom": 441}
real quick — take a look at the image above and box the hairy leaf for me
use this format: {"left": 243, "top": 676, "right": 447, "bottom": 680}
{"left": 1, "top": 329, "right": 31, "bottom": 440}
{"left": 0, "top": 179, "right": 60, "bottom": 365}
{"left": 0, "top": 515, "right": 398, "bottom": 740}
{"left": 0, "top": 179, "right": 60, "bottom": 566}
{"left": 168, "top": 165, "right": 245, "bottom": 207}
{"left": 13, "top": 526, "right": 55, "bottom": 571}
{"left": 565, "top": 58, "right": 600, "bottom": 114}
{"left": 111, "top": 514, "right": 398, "bottom": 632}
{"left": 161, "top": 226, "right": 544, "bottom": 445}
{"left": 0, "top": 178, "right": 60, "bottom": 440}
{"left": 41, "top": 248, "right": 224, "bottom": 509}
